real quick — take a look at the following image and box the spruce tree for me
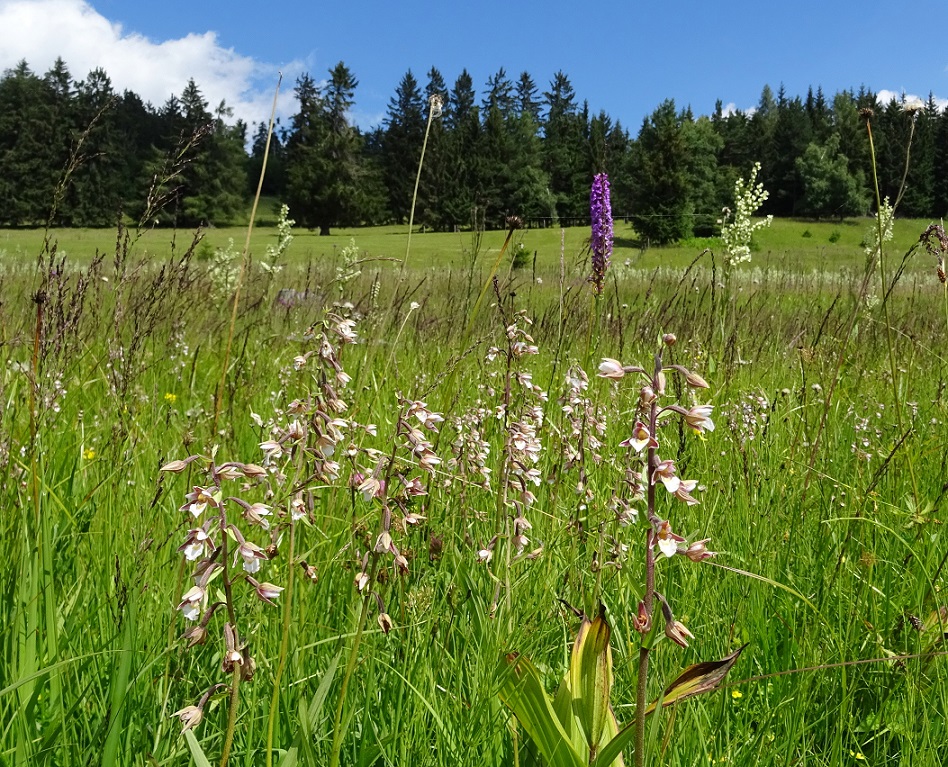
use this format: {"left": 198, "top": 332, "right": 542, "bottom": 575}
{"left": 382, "top": 70, "right": 426, "bottom": 223}
{"left": 628, "top": 99, "right": 691, "bottom": 245}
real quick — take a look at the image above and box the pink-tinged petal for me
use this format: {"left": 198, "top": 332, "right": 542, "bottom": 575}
{"left": 659, "top": 474, "right": 681, "bottom": 494}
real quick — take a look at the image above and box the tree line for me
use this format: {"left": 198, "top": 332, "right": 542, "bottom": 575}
{"left": 1, "top": 57, "right": 946, "bottom": 242}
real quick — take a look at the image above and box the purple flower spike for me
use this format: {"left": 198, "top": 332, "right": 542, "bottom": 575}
{"left": 590, "top": 173, "right": 613, "bottom": 295}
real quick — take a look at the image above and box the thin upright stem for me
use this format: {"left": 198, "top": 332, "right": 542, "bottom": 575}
{"left": 265, "top": 519, "right": 296, "bottom": 767}
{"left": 328, "top": 558, "right": 377, "bottom": 767}
{"left": 401, "top": 98, "right": 439, "bottom": 275}
{"left": 219, "top": 668, "right": 241, "bottom": 767}
{"left": 866, "top": 119, "right": 920, "bottom": 505}
{"left": 217, "top": 500, "right": 240, "bottom": 767}
{"left": 635, "top": 350, "right": 662, "bottom": 767}
{"left": 214, "top": 74, "right": 281, "bottom": 433}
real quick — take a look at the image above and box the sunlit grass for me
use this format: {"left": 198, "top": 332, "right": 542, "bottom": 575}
{"left": 1, "top": 217, "right": 946, "bottom": 766}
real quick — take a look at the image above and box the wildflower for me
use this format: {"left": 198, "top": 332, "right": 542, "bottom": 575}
{"left": 685, "top": 405, "right": 715, "bottom": 435}
{"left": 290, "top": 493, "right": 306, "bottom": 521}
{"left": 222, "top": 623, "right": 243, "bottom": 673}
{"left": 598, "top": 357, "right": 625, "bottom": 379}
{"left": 639, "top": 385, "right": 656, "bottom": 408}
{"left": 248, "top": 577, "right": 283, "bottom": 605}
{"left": 180, "top": 486, "right": 221, "bottom": 518}
{"left": 179, "top": 526, "right": 212, "bottom": 561}
{"left": 164, "top": 392, "right": 177, "bottom": 404}
{"left": 172, "top": 705, "right": 203, "bottom": 732}
{"left": 658, "top": 593, "right": 694, "bottom": 647}
{"left": 681, "top": 538, "right": 716, "bottom": 562}
{"left": 83, "top": 448, "right": 95, "bottom": 460}
{"left": 235, "top": 539, "right": 267, "bottom": 573}
{"left": 589, "top": 173, "right": 613, "bottom": 295}
{"left": 177, "top": 585, "right": 206, "bottom": 621}
{"left": 180, "top": 624, "right": 207, "bottom": 648}
{"left": 215, "top": 462, "right": 245, "bottom": 482}
{"left": 673, "top": 479, "right": 701, "bottom": 506}
{"left": 620, "top": 421, "right": 659, "bottom": 453}
{"left": 656, "top": 520, "right": 685, "bottom": 557}
{"left": 378, "top": 612, "right": 394, "bottom": 634}
{"left": 631, "top": 600, "right": 651, "bottom": 634}
{"left": 242, "top": 501, "right": 272, "bottom": 529}
{"left": 652, "top": 460, "right": 681, "bottom": 494}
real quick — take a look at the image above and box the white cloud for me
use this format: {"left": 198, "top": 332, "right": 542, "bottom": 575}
{"left": 0, "top": 0, "right": 303, "bottom": 127}
{"left": 877, "top": 89, "right": 947, "bottom": 113}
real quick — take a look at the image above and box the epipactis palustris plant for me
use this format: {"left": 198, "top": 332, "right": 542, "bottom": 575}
{"left": 162, "top": 303, "right": 371, "bottom": 765}
{"left": 499, "top": 333, "right": 745, "bottom": 767}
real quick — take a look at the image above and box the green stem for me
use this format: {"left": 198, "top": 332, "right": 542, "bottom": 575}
{"left": 219, "top": 667, "right": 242, "bottom": 767}
{"left": 401, "top": 98, "right": 439, "bottom": 275}
{"left": 213, "top": 75, "right": 281, "bottom": 434}
{"left": 635, "top": 351, "right": 661, "bottom": 767}
{"left": 265, "top": 519, "right": 296, "bottom": 767}
{"left": 866, "top": 119, "right": 920, "bottom": 506}
{"left": 217, "top": 493, "right": 240, "bottom": 767}
{"left": 328, "top": 560, "right": 377, "bottom": 767}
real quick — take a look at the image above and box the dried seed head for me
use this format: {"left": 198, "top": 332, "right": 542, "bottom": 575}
{"left": 663, "top": 333, "right": 677, "bottom": 346}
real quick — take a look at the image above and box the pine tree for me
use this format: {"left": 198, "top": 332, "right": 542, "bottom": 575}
{"left": 66, "top": 67, "right": 123, "bottom": 226}
{"left": 542, "top": 71, "right": 586, "bottom": 220}
{"left": 441, "top": 69, "right": 482, "bottom": 229}
{"left": 628, "top": 99, "right": 692, "bottom": 244}
{"left": 769, "top": 91, "right": 812, "bottom": 215}
{"left": 382, "top": 70, "right": 426, "bottom": 223}
{"left": 419, "top": 67, "right": 450, "bottom": 230}
{"left": 285, "top": 73, "right": 329, "bottom": 230}
{"left": 934, "top": 106, "right": 948, "bottom": 217}
{"left": 795, "top": 133, "right": 868, "bottom": 220}
{"left": 515, "top": 72, "right": 541, "bottom": 122}
{"left": 0, "top": 61, "right": 60, "bottom": 224}
{"left": 681, "top": 113, "right": 723, "bottom": 235}
{"left": 899, "top": 97, "right": 936, "bottom": 217}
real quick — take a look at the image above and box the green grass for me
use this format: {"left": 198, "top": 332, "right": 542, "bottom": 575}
{"left": 0, "top": 215, "right": 946, "bottom": 766}
{"left": 0, "top": 215, "right": 939, "bottom": 274}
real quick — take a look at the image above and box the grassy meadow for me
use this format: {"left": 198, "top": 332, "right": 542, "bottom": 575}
{"left": 1, "top": 213, "right": 947, "bottom": 767}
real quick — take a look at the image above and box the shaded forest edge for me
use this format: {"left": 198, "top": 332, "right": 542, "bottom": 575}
{"left": 1, "top": 57, "right": 946, "bottom": 241}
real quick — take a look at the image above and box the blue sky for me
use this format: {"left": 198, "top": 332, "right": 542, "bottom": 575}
{"left": 1, "top": 0, "right": 946, "bottom": 132}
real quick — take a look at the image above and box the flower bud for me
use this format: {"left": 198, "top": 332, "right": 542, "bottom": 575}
{"left": 597, "top": 358, "right": 625, "bottom": 379}
{"left": 662, "top": 333, "right": 677, "bottom": 346}
{"left": 180, "top": 624, "right": 207, "bottom": 648}
{"left": 172, "top": 705, "right": 204, "bottom": 732}
{"left": 664, "top": 619, "right": 695, "bottom": 649}
{"left": 682, "top": 538, "right": 716, "bottom": 562}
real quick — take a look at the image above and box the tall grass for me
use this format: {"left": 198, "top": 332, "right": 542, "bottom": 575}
{"left": 0, "top": 210, "right": 946, "bottom": 766}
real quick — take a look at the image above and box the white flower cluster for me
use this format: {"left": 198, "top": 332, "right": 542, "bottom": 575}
{"left": 207, "top": 238, "right": 240, "bottom": 299}
{"left": 863, "top": 197, "right": 894, "bottom": 268}
{"left": 335, "top": 238, "right": 362, "bottom": 290}
{"left": 719, "top": 162, "right": 773, "bottom": 268}
{"left": 260, "top": 204, "right": 294, "bottom": 274}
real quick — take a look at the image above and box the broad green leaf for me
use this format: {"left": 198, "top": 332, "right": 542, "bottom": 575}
{"left": 183, "top": 729, "right": 212, "bottom": 767}
{"left": 498, "top": 654, "right": 585, "bottom": 767}
{"left": 645, "top": 643, "right": 748, "bottom": 714}
{"left": 569, "top": 613, "right": 613, "bottom": 758}
{"left": 592, "top": 645, "right": 747, "bottom": 767}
